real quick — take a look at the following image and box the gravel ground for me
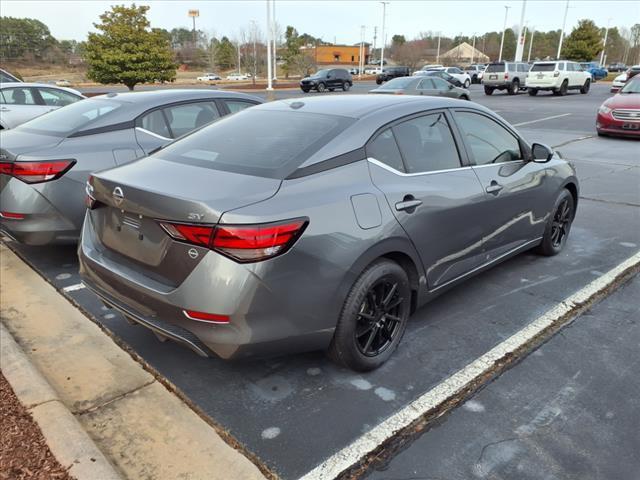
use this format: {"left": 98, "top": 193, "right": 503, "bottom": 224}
{"left": 0, "top": 373, "right": 74, "bottom": 480}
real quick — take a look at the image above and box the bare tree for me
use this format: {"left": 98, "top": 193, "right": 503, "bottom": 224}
{"left": 392, "top": 41, "right": 425, "bottom": 71}
{"left": 291, "top": 51, "right": 316, "bottom": 77}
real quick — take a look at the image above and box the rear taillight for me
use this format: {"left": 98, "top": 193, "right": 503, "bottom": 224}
{"left": 0, "top": 160, "right": 75, "bottom": 184}
{"left": 553, "top": 71, "right": 560, "bottom": 77}
{"left": 504, "top": 72, "right": 509, "bottom": 80}
{"left": 0, "top": 212, "right": 25, "bottom": 220}
{"left": 159, "top": 218, "right": 308, "bottom": 263}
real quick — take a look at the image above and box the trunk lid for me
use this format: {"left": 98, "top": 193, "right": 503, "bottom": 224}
{"left": 0, "top": 130, "right": 66, "bottom": 160}
{"left": 89, "top": 157, "right": 281, "bottom": 284}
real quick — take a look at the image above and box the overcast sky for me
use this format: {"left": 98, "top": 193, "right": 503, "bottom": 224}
{"left": 3, "top": 0, "right": 639, "bottom": 44}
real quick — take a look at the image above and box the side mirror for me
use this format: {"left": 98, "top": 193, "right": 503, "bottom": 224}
{"left": 531, "top": 143, "right": 554, "bottom": 162}
{"left": 448, "top": 84, "right": 454, "bottom": 89}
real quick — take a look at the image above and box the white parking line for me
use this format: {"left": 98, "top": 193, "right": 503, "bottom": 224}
{"left": 299, "top": 251, "right": 640, "bottom": 480}
{"left": 513, "top": 113, "right": 571, "bottom": 127}
{"left": 62, "top": 283, "right": 86, "bottom": 293}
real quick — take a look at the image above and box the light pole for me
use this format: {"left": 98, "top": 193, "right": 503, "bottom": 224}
{"left": 250, "top": 20, "right": 257, "bottom": 85}
{"left": 498, "top": 5, "right": 511, "bottom": 62}
{"left": 527, "top": 26, "right": 535, "bottom": 62}
{"left": 379, "top": 2, "right": 389, "bottom": 71}
{"left": 557, "top": 0, "right": 570, "bottom": 59}
{"left": 237, "top": 41, "right": 241, "bottom": 75}
{"left": 471, "top": 33, "right": 476, "bottom": 64}
{"left": 359, "top": 25, "right": 366, "bottom": 79}
{"left": 599, "top": 18, "right": 612, "bottom": 66}
{"left": 514, "top": 0, "right": 527, "bottom": 61}
{"left": 266, "top": 0, "right": 273, "bottom": 95}
{"left": 436, "top": 32, "right": 441, "bottom": 64}
{"left": 272, "top": 0, "right": 277, "bottom": 80}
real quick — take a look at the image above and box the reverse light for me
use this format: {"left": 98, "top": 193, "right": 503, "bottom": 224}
{"left": 0, "top": 160, "right": 75, "bottom": 184}
{"left": 183, "top": 310, "right": 230, "bottom": 324}
{"left": 159, "top": 218, "right": 308, "bottom": 262}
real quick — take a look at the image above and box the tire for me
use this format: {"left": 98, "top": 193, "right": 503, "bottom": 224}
{"left": 464, "top": 79, "right": 471, "bottom": 88}
{"left": 536, "top": 189, "right": 575, "bottom": 256}
{"left": 472, "top": 74, "right": 478, "bottom": 84}
{"left": 343, "top": 81, "right": 351, "bottom": 91}
{"left": 508, "top": 79, "right": 519, "bottom": 95}
{"left": 528, "top": 88, "right": 538, "bottom": 96}
{"left": 328, "top": 259, "right": 411, "bottom": 371}
{"left": 376, "top": 78, "right": 383, "bottom": 85}
{"left": 580, "top": 79, "right": 591, "bottom": 94}
{"left": 461, "top": 95, "right": 470, "bottom": 101}
{"left": 554, "top": 80, "right": 568, "bottom": 96}
{"left": 301, "top": 88, "right": 310, "bottom": 93}
{"left": 484, "top": 86, "right": 494, "bottom": 96}
{"left": 317, "top": 82, "right": 326, "bottom": 93}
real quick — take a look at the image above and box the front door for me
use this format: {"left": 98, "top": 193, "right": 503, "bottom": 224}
{"left": 451, "top": 109, "right": 552, "bottom": 260}
{"left": 366, "top": 110, "right": 488, "bottom": 290}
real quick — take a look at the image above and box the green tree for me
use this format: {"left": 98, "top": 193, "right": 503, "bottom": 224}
{"left": 283, "top": 26, "right": 304, "bottom": 77}
{"left": 391, "top": 34, "right": 406, "bottom": 46}
{"left": 563, "top": 19, "right": 603, "bottom": 61}
{"left": 0, "top": 17, "right": 56, "bottom": 60}
{"left": 215, "top": 36, "right": 236, "bottom": 69}
{"left": 84, "top": 4, "right": 176, "bottom": 90}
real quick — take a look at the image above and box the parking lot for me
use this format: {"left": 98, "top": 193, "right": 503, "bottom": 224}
{"left": 3, "top": 82, "right": 639, "bottom": 479}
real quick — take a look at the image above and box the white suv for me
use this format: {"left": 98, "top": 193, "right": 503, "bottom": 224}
{"left": 526, "top": 61, "right": 591, "bottom": 96}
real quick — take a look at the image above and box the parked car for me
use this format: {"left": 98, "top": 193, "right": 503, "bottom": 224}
{"left": 465, "top": 65, "right": 485, "bottom": 84}
{"left": 226, "top": 73, "right": 251, "bottom": 81}
{"left": 0, "top": 68, "right": 21, "bottom": 83}
{"left": 55, "top": 79, "right": 73, "bottom": 87}
{"left": 436, "top": 67, "right": 472, "bottom": 88}
{"left": 579, "top": 62, "right": 608, "bottom": 81}
{"left": 197, "top": 73, "right": 221, "bottom": 82}
{"left": 596, "top": 76, "right": 640, "bottom": 137}
{"left": 0, "top": 83, "right": 85, "bottom": 130}
{"left": 376, "top": 66, "right": 411, "bottom": 84}
{"left": 364, "top": 67, "right": 382, "bottom": 75}
{"left": 611, "top": 65, "right": 640, "bottom": 93}
{"left": 368, "top": 59, "right": 388, "bottom": 66}
{"left": 348, "top": 67, "right": 361, "bottom": 75}
{"left": 300, "top": 68, "right": 352, "bottom": 93}
{"left": 0, "top": 90, "right": 261, "bottom": 245}
{"left": 420, "top": 64, "right": 444, "bottom": 71}
{"left": 369, "top": 76, "right": 470, "bottom": 100}
{"left": 413, "top": 70, "right": 463, "bottom": 88}
{"left": 78, "top": 95, "right": 579, "bottom": 371}
{"left": 482, "top": 61, "right": 530, "bottom": 95}
{"left": 526, "top": 60, "right": 592, "bottom": 96}
{"left": 607, "top": 63, "right": 627, "bottom": 73}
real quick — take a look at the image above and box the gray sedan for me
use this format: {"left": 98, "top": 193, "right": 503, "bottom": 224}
{"left": 79, "top": 95, "right": 578, "bottom": 371}
{"left": 0, "top": 89, "right": 261, "bottom": 245}
{"left": 369, "top": 76, "right": 471, "bottom": 100}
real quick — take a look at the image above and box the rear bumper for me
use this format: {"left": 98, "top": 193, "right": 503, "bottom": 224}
{"left": 0, "top": 176, "right": 79, "bottom": 245}
{"left": 77, "top": 213, "right": 335, "bottom": 360}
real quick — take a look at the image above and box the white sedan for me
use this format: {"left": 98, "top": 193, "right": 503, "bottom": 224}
{"left": 226, "top": 73, "right": 251, "bottom": 81}
{"left": 197, "top": 73, "right": 221, "bottom": 81}
{"left": 430, "top": 67, "right": 472, "bottom": 88}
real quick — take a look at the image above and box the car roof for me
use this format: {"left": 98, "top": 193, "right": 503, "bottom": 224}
{"left": 99, "top": 88, "right": 260, "bottom": 106}
{"left": 0, "top": 82, "right": 76, "bottom": 88}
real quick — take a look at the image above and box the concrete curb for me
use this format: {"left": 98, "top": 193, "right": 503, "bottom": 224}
{"left": 1, "top": 323, "right": 123, "bottom": 480}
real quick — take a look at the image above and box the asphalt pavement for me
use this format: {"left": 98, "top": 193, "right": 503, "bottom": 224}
{"left": 6, "top": 82, "right": 639, "bottom": 479}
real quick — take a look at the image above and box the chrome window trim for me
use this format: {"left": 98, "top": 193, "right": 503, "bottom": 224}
{"left": 368, "top": 157, "right": 526, "bottom": 177}
{"left": 135, "top": 126, "right": 171, "bottom": 141}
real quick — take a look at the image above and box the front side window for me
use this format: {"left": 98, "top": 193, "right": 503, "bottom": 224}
{"left": 2, "top": 87, "right": 37, "bottom": 105}
{"left": 38, "top": 88, "right": 81, "bottom": 107}
{"left": 367, "top": 128, "right": 405, "bottom": 172}
{"left": 455, "top": 111, "right": 522, "bottom": 165}
{"left": 393, "top": 113, "right": 461, "bottom": 174}
{"left": 163, "top": 101, "right": 219, "bottom": 138}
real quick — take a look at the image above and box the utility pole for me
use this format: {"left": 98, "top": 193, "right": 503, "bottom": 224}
{"left": 272, "top": 0, "right": 277, "bottom": 80}
{"left": 359, "top": 25, "right": 366, "bottom": 79}
{"left": 599, "top": 18, "right": 612, "bottom": 66}
{"left": 436, "top": 32, "right": 441, "bottom": 64}
{"left": 250, "top": 20, "right": 257, "bottom": 85}
{"left": 471, "top": 33, "right": 476, "bottom": 64}
{"left": 527, "top": 27, "right": 535, "bottom": 62}
{"left": 514, "top": 0, "right": 527, "bottom": 61}
{"left": 557, "top": 0, "right": 570, "bottom": 59}
{"left": 379, "top": 2, "right": 389, "bottom": 71}
{"left": 266, "top": 0, "right": 273, "bottom": 96}
{"left": 237, "top": 41, "right": 241, "bottom": 75}
{"left": 498, "top": 5, "right": 510, "bottom": 62}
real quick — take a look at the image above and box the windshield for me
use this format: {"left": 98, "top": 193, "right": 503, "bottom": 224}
{"left": 158, "top": 109, "right": 354, "bottom": 179}
{"left": 15, "top": 98, "right": 121, "bottom": 136}
{"left": 312, "top": 69, "right": 331, "bottom": 77}
{"left": 382, "top": 77, "right": 416, "bottom": 89}
{"left": 620, "top": 78, "right": 640, "bottom": 94}
{"left": 531, "top": 63, "right": 557, "bottom": 72}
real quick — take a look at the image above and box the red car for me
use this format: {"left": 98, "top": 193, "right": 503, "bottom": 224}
{"left": 597, "top": 77, "right": 640, "bottom": 137}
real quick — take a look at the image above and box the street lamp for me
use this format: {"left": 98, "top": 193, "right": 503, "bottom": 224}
{"left": 379, "top": 2, "right": 389, "bottom": 71}
{"left": 599, "top": 18, "right": 612, "bottom": 66}
{"left": 436, "top": 32, "right": 441, "bottom": 64}
{"left": 266, "top": 0, "right": 273, "bottom": 95}
{"left": 557, "top": 0, "right": 570, "bottom": 59}
{"left": 498, "top": 5, "right": 511, "bottom": 62}
{"left": 471, "top": 33, "right": 477, "bottom": 64}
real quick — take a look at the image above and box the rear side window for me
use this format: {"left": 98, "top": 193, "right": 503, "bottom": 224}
{"left": 367, "top": 128, "right": 405, "bottom": 172}
{"left": 455, "top": 111, "right": 522, "bottom": 165}
{"left": 140, "top": 110, "right": 171, "bottom": 138}
{"left": 224, "top": 100, "right": 255, "bottom": 114}
{"left": 164, "top": 101, "right": 219, "bottom": 138}
{"left": 531, "top": 63, "right": 556, "bottom": 72}
{"left": 417, "top": 78, "right": 435, "bottom": 89}
{"left": 393, "top": 113, "right": 461, "bottom": 173}
{"left": 431, "top": 77, "right": 450, "bottom": 90}
{"left": 159, "top": 109, "right": 354, "bottom": 179}
{"left": 2, "top": 87, "right": 38, "bottom": 105}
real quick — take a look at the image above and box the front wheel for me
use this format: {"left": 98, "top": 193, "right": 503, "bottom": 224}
{"left": 343, "top": 81, "right": 351, "bottom": 91}
{"left": 580, "top": 79, "right": 591, "bottom": 94}
{"left": 464, "top": 79, "right": 471, "bottom": 88}
{"left": 484, "top": 86, "right": 494, "bottom": 96}
{"left": 328, "top": 259, "right": 411, "bottom": 371}
{"left": 317, "top": 82, "right": 326, "bottom": 92}
{"left": 536, "top": 189, "right": 575, "bottom": 256}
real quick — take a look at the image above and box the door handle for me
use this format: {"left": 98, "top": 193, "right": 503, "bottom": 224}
{"left": 395, "top": 196, "right": 422, "bottom": 212}
{"left": 486, "top": 182, "right": 503, "bottom": 195}
{"left": 0, "top": 107, "right": 10, "bottom": 112}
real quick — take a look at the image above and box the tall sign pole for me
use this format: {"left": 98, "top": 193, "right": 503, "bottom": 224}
{"left": 528, "top": 27, "right": 535, "bottom": 62}
{"left": 188, "top": 9, "right": 200, "bottom": 46}
{"left": 599, "top": 18, "right": 612, "bottom": 66}
{"left": 557, "top": 0, "right": 570, "bottom": 59}
{"left": 514, "top": 0, "right": 527, "bottom": 61}
{"left": 379, "top": 2, "right": 389, "bottom": 71}
{"left": 498, "top": 5, "right": 510, "bottom": 62}
{"left": 266, "top": 0, "right": 273, "bottom": 96}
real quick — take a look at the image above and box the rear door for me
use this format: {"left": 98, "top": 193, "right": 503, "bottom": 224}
{"left": 451, "top": 109, "right": 552, "bottom": 260}
{"left": 366, "top": 110, "right": 489, "bottom": 290}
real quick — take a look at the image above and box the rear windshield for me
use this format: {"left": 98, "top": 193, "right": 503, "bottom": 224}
{"left": 158, "top": 109, "right": 354, "bottom": 179}
{"left": 486, "top": 64, "right": 505, "bottom": 73}
{"left": 531, "top": 63, "right": 557, "bottom": 72}
{"left": 383, "top": 77, "right": 416, "bottom": 89}
{"left": 15, "top": 98, "right": 121, "bottom": 136}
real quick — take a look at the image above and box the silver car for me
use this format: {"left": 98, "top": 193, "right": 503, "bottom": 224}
{"left": 0, "top": 90, "right": 261, "bottom": 245}
{"left": 0, "top": 82, "right": 84, "bottom": 129}
{"left": 78, "top": 95, "right": 579, "bottom": 371}
{"left": 369, "top": 76, "right": 470, "bottom": 100}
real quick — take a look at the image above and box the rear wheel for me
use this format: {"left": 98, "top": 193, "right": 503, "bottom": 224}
{"left": 536, "top": 189, "right": 575, "bottom": 256}
{"left": 461, "top": 95, "right": 470, "bottom": 101}
{"left": 580, "top": 79, "right": 591, "bottom": 94}
{"left": 328, "top": 259, "right": 411, "bottom": 371}
{"left": 317, "top": 82, "right": 326, "bottom": 92}
{"left": 508, "top": 79, "right": 520, "bottom": 95}
{"left": 343, "top": 81, "right": 351, "bottom": 91}
{"left": 528, "top": 88, "right": 538, "bottom": 96}
{"left": 554, "top": 80, "right": 568, "bottom": 96}
{"left": 484, "top": 86, "right": 495, "bottom": 96}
